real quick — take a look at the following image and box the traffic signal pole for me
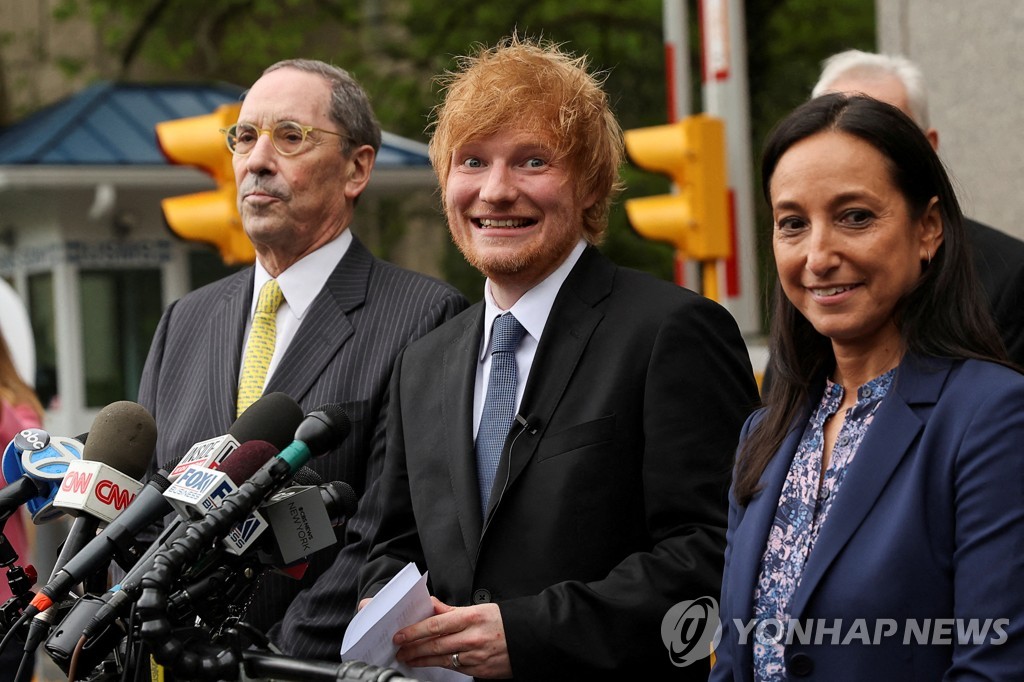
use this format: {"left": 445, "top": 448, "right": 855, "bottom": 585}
{"left": 699, "top": 0, "right": 759, "bottom": 332}
{"left": 662, "top": 0, "right": 696, "bottom": 290}
{"left": 629, "top": 1, "right": 745, "bottom": 307}
{"left": 665, "top": 0, "right": 725, "bottom": 302}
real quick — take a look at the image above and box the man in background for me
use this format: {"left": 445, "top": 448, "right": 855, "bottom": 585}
{"left": 813, "top": 49, "right": 1024, "bottom": 364}
{"left": 138, "top": 59, "right": 467, "bottom": 656}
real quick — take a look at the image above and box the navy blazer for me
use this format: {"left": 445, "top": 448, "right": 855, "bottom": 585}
{"left": 713, "top": 355, "right": 1024, "bottom": 681}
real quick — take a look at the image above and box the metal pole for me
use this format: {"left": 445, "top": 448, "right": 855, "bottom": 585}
{"left": 662, "top": 0, "right": 699, "bottom": 290}
{"left": 699, "top": 0, "right": 759, "bottom": 331}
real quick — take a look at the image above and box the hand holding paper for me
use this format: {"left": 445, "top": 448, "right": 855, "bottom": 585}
{"left": 342, "top": 563, "right": 469, "bottom": 682}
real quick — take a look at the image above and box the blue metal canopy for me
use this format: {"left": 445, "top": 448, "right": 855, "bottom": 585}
{"left": 0, "top": 81, "right": 431, "bottom": 168}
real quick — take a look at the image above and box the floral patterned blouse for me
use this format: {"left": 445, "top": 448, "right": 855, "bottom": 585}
{"left": 752, "top": 369, "right": 896, "bottom": 680}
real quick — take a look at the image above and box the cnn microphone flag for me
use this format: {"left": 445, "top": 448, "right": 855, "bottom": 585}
{"left": 52, "top": 459, "right": 143, "bottom": 524}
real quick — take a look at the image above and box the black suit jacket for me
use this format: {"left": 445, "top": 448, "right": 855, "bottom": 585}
{"left": 965, "top": 218, "right": 1024, "bottom": 365}
{"left": 358, "top": 247, "right": 760, "bottom": 680}
{"left": 137, "top": 236, "right": 467, "bottom": 652}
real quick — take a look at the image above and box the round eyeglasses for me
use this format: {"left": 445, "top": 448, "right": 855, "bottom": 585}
{"left": 221, "top": 121, "right": 349, "bottom": 156}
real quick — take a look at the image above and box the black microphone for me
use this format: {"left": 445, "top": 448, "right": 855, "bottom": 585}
{"left": 137, "top": 409, "right": 351, "bottom": 678}
{"left": 177, "top": 405, "right": 352, "bottom": 547}
{"left": 243, "top": 650, "right": 421, "bottom": 682}
{"left": 255, "top": 480, "right": 358, "bottom": 568}
{"left": 14, "top": 402, "right": 155, "bottom": 666}
{"left": 167, "top": 391, "right": 303, "bottom": 480}
{"left": 515, "top": 413, "right": 540, "bottom": 435}
{"left": 78, "top": 443, "right": 281, "bottom": 641}
{"left": 160, "top": 478, "right": 357, "bottom": 627}
{"left": 26, "top": 393, "right": 302, "bottom": 618}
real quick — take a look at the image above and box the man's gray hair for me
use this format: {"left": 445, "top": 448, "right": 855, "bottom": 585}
{"left": 262, "top": 58, "right": 382, "bottom": 154}
{"left": 811, "top": 49, "right": 930, "bottom": 130}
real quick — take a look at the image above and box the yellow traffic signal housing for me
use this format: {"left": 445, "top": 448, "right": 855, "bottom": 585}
{"left": 624, "top": 114, "right": 730, "bottom": 261}
{"left": 156, "top": 103, "right": 255, "bottom": 265}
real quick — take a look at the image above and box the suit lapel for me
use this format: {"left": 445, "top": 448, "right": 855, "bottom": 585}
{"left": 445, "top": 305, "right": 486, "bottom": 561}
{"left": 211, "top": 269, "right": 253, "bottom": 427}
{"left": 787, "top": 357, "right": 951, "bottom": 621}
{"left": 264, "top": 237, "right": 368, "bottom": 403}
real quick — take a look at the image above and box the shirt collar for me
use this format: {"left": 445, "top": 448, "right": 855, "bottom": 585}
{"left": 479, "top": 238, "right": 587, "bottom": 360}
{"left": 252, "top": 229, "right": 352, "bottom": 319}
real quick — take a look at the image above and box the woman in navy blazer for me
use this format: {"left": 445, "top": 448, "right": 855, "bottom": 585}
{"left": 711, "top": 94, "right": 1024, "bottom": 681}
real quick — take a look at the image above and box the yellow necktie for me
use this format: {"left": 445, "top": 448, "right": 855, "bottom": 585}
{"left": 237, "top": 279, "right": 284, "bottom": 417}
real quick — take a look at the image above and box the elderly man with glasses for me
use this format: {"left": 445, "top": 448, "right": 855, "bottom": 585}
{"left": 137, "top": 59, "right": 467, "bottom": 659}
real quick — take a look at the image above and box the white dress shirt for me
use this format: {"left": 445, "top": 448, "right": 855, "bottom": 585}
{"left": 239, "top": 229, "right": 353, "bottom": 391}
{"left": 473, "top": 239, "right": 587, "bottom": 438}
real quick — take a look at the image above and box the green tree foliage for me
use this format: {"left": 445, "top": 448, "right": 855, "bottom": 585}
{"left": 47, "top": 0, "right": 873, "bottom": 307}
{"left": 746, "top": 0, "right": 874, "bottom": 324}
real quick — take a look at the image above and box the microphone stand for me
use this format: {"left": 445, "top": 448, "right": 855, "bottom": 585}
{"left": 0, "top": 532, "right": 35, "bottom": 634}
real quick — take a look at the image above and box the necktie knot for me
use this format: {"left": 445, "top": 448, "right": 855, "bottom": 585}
{"left": 491, "top": 313, "right": 525, "bottom": 355}
{"left": 256, "top": 279, "right": 284, "bottom": 316}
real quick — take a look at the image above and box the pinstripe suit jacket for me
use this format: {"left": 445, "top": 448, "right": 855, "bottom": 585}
{"left": 137, "top": 235, "right": 467, "bottom": 652}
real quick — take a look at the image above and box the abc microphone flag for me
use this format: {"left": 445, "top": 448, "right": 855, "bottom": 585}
{"left": 0, "top": 429, "right": 83, "bottom": 524}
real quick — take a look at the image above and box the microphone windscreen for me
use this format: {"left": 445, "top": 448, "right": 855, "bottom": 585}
{"left": 82, "top": 402, "right": 156, "bottom": 480}
{"left": 325, "top": 481, "right": 358, "bottom": 520}
{"left": 294, "top": 404, "right": 352, "bottom": 457}
{"left": 290, "top": 466, "right": 322, "bottom": 486}
{"left": 229, "top": 392, "right": 303, "bottom": 449}
{"left": 318, "top": 404, "right": 352, "bottom": 443}
{"left": 218, "top": 440, "right": 278, "bottom": 484}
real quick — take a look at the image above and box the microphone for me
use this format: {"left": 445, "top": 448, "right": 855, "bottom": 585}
{"left": 168, "top": 405, "right": 351, "bottom": 550}
{"left": 242, "top": 650, "right": 421, "bottom": 682}
{"left": 137, "top": 409, "right": 351, "bottom": 677}
{"left": 0, "top": 430, "right": 84, "bottom": 525}
{"left": 515, "top": 413, "right": 540, "bottom": 435}
{"left": 256, "top": 480, "right": 358, "bottom": 568}
{"left": 24, "top": 402, "right": 158, "bottom": 617}
{"left": 51, "top": 402, "right": 154, "bottom": 526}
{"left": 161, "top": 477, "right": 356, "bottom": 627}
{"left": 26, "top": 393, "right": 304, "bottom": 619}
{"left": 169, "top": 392, "right": 303, "bottom": 480}
{"left": 45, "top": 402, "right": 155, "bottom": 576}
{"left": 62, "top": 444, "right": 281, "bottom": 666}
{"left": 163, "top": 445, "right": 282, "bottom": 555}
{"left": 13, "top": 403, "right": 155, "bottom": 662}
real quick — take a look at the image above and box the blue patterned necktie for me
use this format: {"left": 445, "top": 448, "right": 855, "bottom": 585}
{"left": 476, "top": 313, "right": 526, "bottom": 514}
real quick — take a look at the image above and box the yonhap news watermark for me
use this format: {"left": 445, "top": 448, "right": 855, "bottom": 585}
{"left": 735, "top": 615, "right": 1010, "bottom": 647}
{"left": 660, "top": 597, "right": 1010, "bottom": 668}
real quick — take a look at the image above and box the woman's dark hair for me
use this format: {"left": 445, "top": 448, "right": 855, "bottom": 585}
{"left": 735, "top": 93, "right": 1007, "bottom": 505}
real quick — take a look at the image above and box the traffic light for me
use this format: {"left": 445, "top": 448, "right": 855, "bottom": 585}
{"left": 623, "top": 114, "right": 730, "bottom": 261}
{"left": 155, "top": 103, "right": 254, "bottom": 265}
